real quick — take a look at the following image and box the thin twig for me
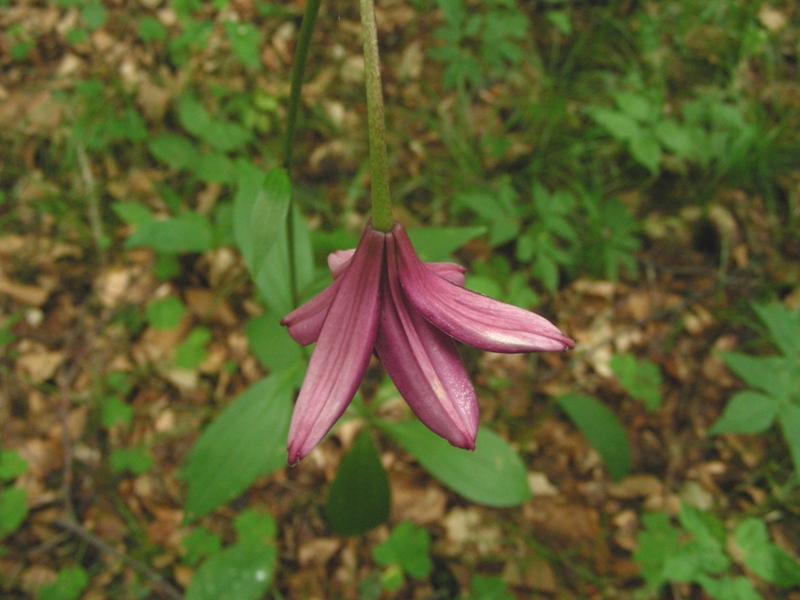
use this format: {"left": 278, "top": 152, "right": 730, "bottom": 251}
{"left": 47, "top": 309, "right": 184, "bottom": 598}
{"left": 74, "top": 138, "right": 105, "bottom": 256}
{"left": 53, "top": 517, "right": 184, "bottom": 600}
{"left": 53, "top": 307, "right": 99, "bottom": 520}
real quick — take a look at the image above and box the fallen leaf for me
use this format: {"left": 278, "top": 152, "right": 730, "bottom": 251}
{"left": 0, "top": 277, "right": 50, "bottom": 306}
{"left": 16, "top": 351, "right": 64, "bottom": 383}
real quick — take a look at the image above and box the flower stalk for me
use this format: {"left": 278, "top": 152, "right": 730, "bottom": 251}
{"left": 359, "top": 0, "right": 393, "bottom": 232}
{"left": 283, "top": 0, "right": 322, "bottom": 171}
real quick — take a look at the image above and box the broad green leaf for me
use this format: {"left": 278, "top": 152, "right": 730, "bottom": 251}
{"left": 629, "top": 133, "right": 662, "bottom": 175}
{"left": 407, "top": 226, "right": 488, "bottom": 262}
{"left": 655, "top": 119, "right": 697, "bottom": 159}
{"left": 720, "top": 352, "right": 793, "bottom": 400}
{"left": 453, "top": 184, "right": 519, "bottom": 247}
{"left": 506, "top": 271, "right": 540, "bottom": 308}
{"left": 696, "top": 573, "right": 763, "bottom": 600}
{"left": 233, "top": 161, "right": 268, "bottom": 268}
{"left": 177, "top": 94, "right": 212, "bottom": 139}
{"left": 557, "top": 394, "right": 631, "bottom": 481}
{"left": 212, "top": 201, "right": 235, "bottom": 247}
{"left": 614, "top": 92, "right": 652, "bottom": 122}
{"left": 0, "top": 450, "right": 28, "bottom": 481}
{"left": 465, "top": 275, "right": 503, "bottom": 300}
{"left": 663, "top": 534, "right": 729, "bottom": 581}
{"left": 533, "top": 253, "right": 559, "bottom": 293}
{"left": 753, "top": 302, "right": 800, "bottom": 357}
{"left": 309, "top": 229, "right": 359, "bottom": 260}
{"left": 125, "top": 212, "right": 213, "bottom": 253}
{"left": 234, "top": 509, "right": 277, "bottom": 545}
{"left": 381, "top": 421, "right": 531, "bottom": 507}
{"left": 183, "top": 528, "right": 222, "bottom": 566}
{"left": 245, "top": 312, "right": 303, "bottom": 373}
{"left": 545, "top": 11, "right": 571, "bottom": 35}
{"left": 633, "top": 512, "right": 681, "bottom": 588}
{"left": 182, "top": 367, "right": 301, "bottom": 520}
{"left": 148, "top": 134, "right": 198, "bottom": 170}
{"left": 0, "top": 313, "right": 20, "bottom": 347}
{"left": 373, "top": 521, "right": 432, "bottom": 580}
{"left": 734, "top": 518, "right": 800, "bottom": 588}
{"left": 325, "top": 429, "right": 390, "bottom": 536}
{"left": 253, "top": 205, "right": 313, "bottom": 316}
{"left": 193, "top": 151, "right": 234, "bottom": 184}
{"left": 708, "top": 391, "right": 779, "bottom": 435}
{"left": 168, "top": 18, "right": 213, "bottom": 65}
{"left": 587, "top": 107, "right": 640, "bottom": 141}
{"left": 223, "top": 21, "right": 262, "bottom": 69}
{"left": 146, "top": 296, "right": 185, "bottom": 330}
{"left": 109, "top": 447, "right": 153, "bottom": 475}
{"left": 204, "top": 120, "right": 252, "bottom": 153}
{"left": 38, "top": 566, "right": 89, "bottom": 600}
{"left": 233, "top": 163, "right": 310, "bottom": 316}
{"left": 174, "top": 326, "right": 211, "bottom": 370}
{"left": 779, "top": 402, "right": 800, "bottom": 473}
{"left": 609, "top": 353, "right": 662, "bottom": 411}
{"left": 0, "top": 487, "right": 27, "bottom": 537}
{"left": 679, "top": 504, "right": 726, "bottom": 548}
{"left": 186, "top": 542, "right": 276, "bottom": 600}
{"left": 107, "top": 109, "right": 147, "bottom": 143}
{"left": 106, "top": 371, "right": 133, "bottom": 394}
{"left": 469, "top": 574, "right": 515, "bottom": 600}
{"left": 111, "top": 201, "right": 154, "bottom": 227}
{"left": 138, "top": 17, "right": 167, "bottom": 42}
{"left": 101, "top": 396, "right": 133, "bottom": 428}
{"left": 233, "top": 164, "right": 291, "bottom": 282}
{"left": 81, "top": 0, "right": 106, "bottom": 30}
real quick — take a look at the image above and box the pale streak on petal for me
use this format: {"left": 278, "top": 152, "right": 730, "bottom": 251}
{"left": 392, "top": 222, "right": 574, "bottom": 353}
{"left": 375, "top": 235, "right": 478, "bottom": 449}
{"left": 286, "top": 227, "right": 385, "bottom": 464}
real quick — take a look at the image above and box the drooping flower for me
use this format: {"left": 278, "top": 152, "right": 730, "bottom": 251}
{"left": 281, "top": 221, "right": 574, "bottom": 464}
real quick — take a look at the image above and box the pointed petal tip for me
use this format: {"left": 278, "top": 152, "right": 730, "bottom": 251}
{"left": 552, "top": 332, "right": 575, "bottom": 351}
{"left": 430, "top": 418, "right": 476, "bottom": 451}
{"left": 287, "top": 439, "right": 310, "bottom": 466}
{"left": 454, "top": 435, "right": 476, "bottom": 452}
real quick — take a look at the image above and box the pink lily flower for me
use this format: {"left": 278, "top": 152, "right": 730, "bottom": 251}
{"left": 281, "top": 221, "right": 574, "bottom": 464}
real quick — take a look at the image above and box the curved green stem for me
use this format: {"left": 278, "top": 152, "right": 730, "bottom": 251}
{"left": 283, "top": 0, "right": 322, "bottom": 170}
{"left": 283, "top": 0, "right": 322, "bottom": 310}
{"left": 359, "top": 0, "right": 393, "bottom": 231}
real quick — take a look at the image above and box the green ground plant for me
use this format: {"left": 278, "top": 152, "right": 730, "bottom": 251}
{"left": 709, "top": 302, "right": 800, "bottom": 474}
{"left": 635, "top": 503, "right": 800, "bottom": 599}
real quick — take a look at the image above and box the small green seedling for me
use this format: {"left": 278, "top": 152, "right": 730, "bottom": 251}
{"left": 709, "top": 302, "right": 800, "bottom": 473}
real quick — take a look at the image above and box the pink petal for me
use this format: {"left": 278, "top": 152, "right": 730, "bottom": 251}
{"left": 392, "top": 222, "right": 574, "bottom": 353}
{"left": 328, "top": 249, "right": 355, "bottom": 279}
{"left": 427, "top": 262, "right": 466, "bottom": 286}
{"left": 375, "top": 233, "right": 478, "bottom": 450}
{"left": 286, "top": 226, "right": 385, "bottom": 464}
{"left": 328, "top": 250, "right": 464, "bottom": 285}
{"left": 281, "top": 254, "right": 465, "bottom": 347}
{"left": 281, "top": 278, "right": 343, "bottom": 346}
